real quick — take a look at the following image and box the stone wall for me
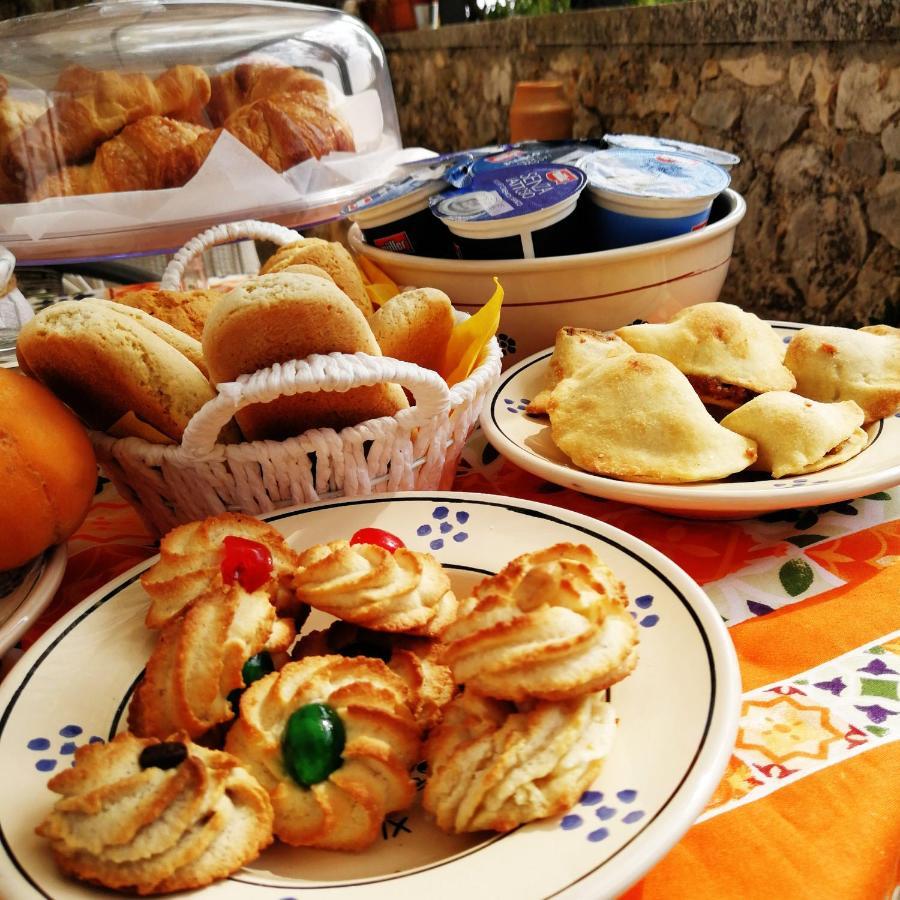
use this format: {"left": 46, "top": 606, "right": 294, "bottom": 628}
{"left": 384, "top": 0, "right": 900, "bottom": 326}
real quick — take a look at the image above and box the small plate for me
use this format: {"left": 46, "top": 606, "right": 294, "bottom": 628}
{"left": 0, "top": 545, "right": 66, "bottom": 657}
{"left": 0, "top": 493, "right": 739, "bottom": 900}
{"left": 480, "top": 323, "right": 900, "bottom": 518}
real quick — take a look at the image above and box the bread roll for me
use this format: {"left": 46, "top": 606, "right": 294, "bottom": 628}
{"left": 369, "top": 288, "right": 454, "bottom": 373}
{"left": 111, "top": 288, "right": 217, "bottom": 341}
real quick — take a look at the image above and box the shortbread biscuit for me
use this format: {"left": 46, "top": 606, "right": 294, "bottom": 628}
{"left": 294, "top": 540, "right": 457, "bottom": 637}
{"left": 442, "top": 544, "right": 637, "bottom": 701}
{"left": 721, "top": 392, "right": 868, "bottom": 478}
{"left": 369, "top": 287, "right": 454, "bottom": 373}
{"left": 142, "top": 512, "right": 305, "bottom": 629}
{"left": 784, "top": 324, "right": 900, "bottom": 422}
{"left": 202, "top": 272, "right": 407, "bottom": 440}
{"left": 225, "top": 655, "right": 420, "bottom": 850}
{"left": 115, "top": 288, "right": 218, "bottom": 341}
{"left": 424, "top": 691, "right": 616, "bottom": 833}
{"left": 36, "top": 731, "right": 273, "bottom": 895}
{"left": 259, "top": 238, "right": 373, "bottom": 316}
{"left": 129, "top": 585, "right": 296, "bottom": 741}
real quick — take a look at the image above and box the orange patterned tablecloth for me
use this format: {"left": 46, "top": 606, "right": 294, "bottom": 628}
{"left": 10, "top": 432, "right": 900, "bottom": 899}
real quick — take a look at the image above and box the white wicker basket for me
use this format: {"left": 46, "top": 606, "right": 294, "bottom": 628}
{"left": 90, "top": 220, "right": 502, "bottom": 537}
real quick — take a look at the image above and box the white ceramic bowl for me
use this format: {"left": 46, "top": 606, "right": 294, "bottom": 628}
{"left": 349, "top": 188, "right": 746, "bottom": 363}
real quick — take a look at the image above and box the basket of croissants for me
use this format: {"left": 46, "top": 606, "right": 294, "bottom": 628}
{"left": 15, "top": 219, "right": 502, "bottom": 536}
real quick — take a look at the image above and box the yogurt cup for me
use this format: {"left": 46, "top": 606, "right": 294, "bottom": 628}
{"left": 430, "top": 163, "right": 588, "bottom": 260}
{"left": 603, "top": 133, "right": 740, "bottom": 170}
{"left": 342, "top": 176, "right": 452, "bottom": 257}
{"left": 580, "top": 148, "right": 730, "bottom": 250}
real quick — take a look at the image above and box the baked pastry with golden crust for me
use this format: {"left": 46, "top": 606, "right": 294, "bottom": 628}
{"left": 294, "top": 540, "right": 457, "bottom": 637}
{"left": 225, "top": 655, "right": 420, "bottom": 850}
{"left": 293, "top": 622, "right": 456, "bottom": 731}
{"left": 141, "top": 512, "right": 304, "bottom": 629}
{"left": 129, "top": 584, "right": 296, "bottom": 741}
{"left": 423, "top": 690, "right": 616, "bottom": 833}
{"left": 784, "top": 324, "right": 900, "bottom": 423}
{"left": 441, "top": 544, "right": 637, "bottom": 702}
{"left": 115, "top": 288, "right": 218, "bottom": 342}
{"left": 548, "top": 353, "right": 758, "bottom": 483}
{"left": 616, "top": 303, "right": 795, "bottom": 411}
{"left": 720, "top": 392, "right": 868, "bottom": 478}
{"left": 36, "top": 731, "right": 273, "bottom": 895}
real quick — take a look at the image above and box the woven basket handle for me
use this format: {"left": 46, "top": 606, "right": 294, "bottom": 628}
{"left": 181, "top": 352, "right": 452, "bottom": 457}
{"left": 159, "top": 219, "right": 302, "bottom": 290}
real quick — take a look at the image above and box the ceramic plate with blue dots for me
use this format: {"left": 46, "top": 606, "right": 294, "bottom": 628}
{"left": 0, "top": 545, "right": 66, "bottom": 658}
{"left": 482, "top": 323, "right": 900, "bottom": 518}
{"left": 0, "top": 492, "right": 739, "bottom": 900}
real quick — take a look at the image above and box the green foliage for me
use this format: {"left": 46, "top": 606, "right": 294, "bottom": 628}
{"left": 482, "top": 0, "right": 570, "bottom": 19}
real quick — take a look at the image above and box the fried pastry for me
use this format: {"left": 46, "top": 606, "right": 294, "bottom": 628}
{"left": 720, "top": 392, "right": 868, "bottom": 478}
{"left": 423, "top": 690, "right": 616, "bottom": 833}
{"left": 36, "top": 732, "right": 273, "bottom": 895}
{"left": 784, "top": 324, "right": 900, "bottom": 423}
{"left": 615, "top": 302, "right": 795, "bottom": 411}
{"left": 441, "top": 544, "right": 636, "bottom": 701}
{"left": 548, "top": 353, "right": 758, "bottom": 483}
{"left": 293, "top": 622, "right": 456, "bottom": 731}
{"left": 225, "top": 655, "right": 420, "bottom": 849}
{"left": 129, "top": 584, "right": 296, "bottom": 741}
{"left": 527, "top": 327, "right": 634, "bottom": 415}
{"left": 294, "top": 540, "right": 457, "bottom": 637}
{"left": 141, "top": 512, "right": 305, "bottom": 629}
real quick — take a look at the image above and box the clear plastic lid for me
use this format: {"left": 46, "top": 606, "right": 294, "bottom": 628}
{"left": 0, "top": 0, "right": 413, "bottom": 262}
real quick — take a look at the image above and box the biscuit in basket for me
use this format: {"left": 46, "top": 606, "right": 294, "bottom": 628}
{"left": 369, "top": 287, "right": 454, "bottom": 374}
{"left": 527, "top": 327, "right": 635, "bottom": 415}
{"left": 36, "top": 731, "right": 273, "bottom": 895}
{"left": 294, "top": 539, "right": 457, "bottom": 637}
{"left": 142, "top": 512, "right": 306, "bottom": 629}
{"left": 202, "top": 271, "right": 407, "bottom": 440}
{"left": 129, "top": 584, "right": 296, "bottom": 741}
{"left": 784, "top": 324, "right": 900, "bottom": 423}
{"left": 615, "top": 302, "right": 795, "bottom": 411}
{"left": 115, "top": 288, "right": 218, "bottom": 341}
{"left": 16, "top": 299, "right": 217, "bottom": 443}
{"left": 423, "top": 690, "right": 617, "bottom": 833}
{"left": 225, "top": 655, "right": 420, "bottom": 849}
{"left": 293, "top": 622, "right": 456, "bottom": 731}
{"left": 548, "top": 353, "right": 758, "bottom": 483}
{"left": 441, "top": 543, "right": 637, "bottom": 701}
{"left": 720, "top": 392, "right": 868, "bottom": 478}
{"left": 259, "top": 238, "right": 372, "bottom": 316}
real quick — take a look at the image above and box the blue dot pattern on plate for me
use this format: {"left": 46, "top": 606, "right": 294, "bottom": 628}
{"left": 630, "top": 595, "right": 659, "bottom": 628}
{"left": 503, "top": 396, "right": 531, "bottom": 414}
{"left": 27, "top": 725, "right": 104, "bottom": 773}
{"left": 421, "top": 507, "right": 470, "bottom": 551}
{"left": 561, "top": 788, "right": 645, "bottom": 842}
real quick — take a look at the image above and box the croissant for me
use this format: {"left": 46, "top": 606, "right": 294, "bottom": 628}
{"left": 0, "top": 91, "right": 44, "bottom": 203}
{"left": 3, "top": 65, "right": 211, "bottom": 191}
{"left": 31, "top": 116, "right": 208, "bottom": 199}
{"left": 207, "top": 62, "right": 329, "bottom": 126}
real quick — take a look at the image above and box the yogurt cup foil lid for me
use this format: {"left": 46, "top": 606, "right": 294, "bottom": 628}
{"left": 470, "top": 140, "right": 600, "bottom": 172}
{"left": 580, "top": 149, "right": 730, "bottom": 201}
{"left": 342, "top": 174, "right": 446, "bottom": 217}
{"left": 603, "top": 133, "right": 741, "bottom": 168}
{"left": 431, "top": 163, "right": 587, "bottom": 222}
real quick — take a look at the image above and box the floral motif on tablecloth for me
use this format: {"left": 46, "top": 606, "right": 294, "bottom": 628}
{"left": 699, "top": 629, "right": 900, "bottom": 822}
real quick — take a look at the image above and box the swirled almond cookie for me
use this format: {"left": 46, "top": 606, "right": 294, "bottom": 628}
{"left": 141, "top": 513, "right": 305, "bottom": 629}
{"left": 225, "top": 655, "right": 420, "bottom": 850}
{"left": 129, "top": 585, "right": 296, "bottom": 741}
{"left": 36, "top": 732, "right": 273, "bottom": 895}
{"left": 293, "top": 622, "right": 456, "bottom": 731}
{"left": 423, "top": 690, "right": 616, "bottom": 833}
{"left": 294, "top": 540, "right": 457, "bottom": 637}
{"left": 442, "top": 544, "right": 637, "bottom": 702}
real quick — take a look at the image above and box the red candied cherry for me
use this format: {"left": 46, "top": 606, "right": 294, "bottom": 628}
{"left": 349, "top": 528, "right": 405, "bottom": 553}
{"left": 221, "top": 535, "right": 273, "bottom": 591}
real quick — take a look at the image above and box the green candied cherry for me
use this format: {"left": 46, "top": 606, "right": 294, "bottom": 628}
{"left": 228, "top": 651, "right": 275, "bottom": 713}
{"left": 282, "top": 702, "right": 346, "bottom": 788}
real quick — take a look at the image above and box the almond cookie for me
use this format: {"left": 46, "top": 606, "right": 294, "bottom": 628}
{"left": 36, "top": 731, "right": 273, "bottom": 895}
{"left": 441, "top": 544, "right": 637, "bottom": 702}
{"left": 129, "top": 584, "right": 296, "bottom": 741}
{"left": 294, "top": 540, "right": 458, "bottom": 637}
{"left": 141, "top": 512, "right": 305, "bottom": 629}
{"left": 225, "top": 655, "right": 420, "bottom": 850}
{"left": 423, "top": 690, "right": 616, "bottom": 833}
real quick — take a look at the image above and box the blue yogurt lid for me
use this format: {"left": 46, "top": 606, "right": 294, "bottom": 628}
{"left": 341, "top": 174, "right": 446, "bottom": 218}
